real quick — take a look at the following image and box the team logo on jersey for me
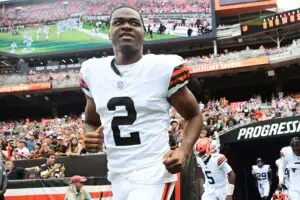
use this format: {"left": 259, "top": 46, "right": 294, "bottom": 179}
{"left": 117, "top": 81, "right": 124, "bottom": 89}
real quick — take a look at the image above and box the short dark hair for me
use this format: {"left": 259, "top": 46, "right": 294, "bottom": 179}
{"left": 170, "top": 121, "right": 178, "bottom": 126}
{"left": 290, "top": 137, "right": 300, "bottom": 147}
{"left": 110, "top": 6, "right": 146, "bottom": 32}
{"left": 46, "top": 153, "right": 55, "bottom": 159}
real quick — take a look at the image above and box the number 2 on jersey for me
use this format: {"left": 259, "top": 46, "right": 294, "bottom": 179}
{"left": 107, "top": 97, "right": 141, "bottom": 146}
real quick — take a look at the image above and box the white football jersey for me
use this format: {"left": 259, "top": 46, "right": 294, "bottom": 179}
{"left": 196, "top": 154, "right": 232, "bottom": 189}
{"left": 252, "top": 165, "right": 270, "bottom": 183}
{"left": 80, "top": 54, "right": 189, "bottom": 180}
{"left": 280, "top": 146, "right": 300, "bottom": 191}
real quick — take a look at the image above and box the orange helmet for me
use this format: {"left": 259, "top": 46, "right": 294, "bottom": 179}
{"left": 194, "top": 138, "right": 212, "bottom": 161}
{"left": 272, "top": 188, "right": 289, "bottom": 200}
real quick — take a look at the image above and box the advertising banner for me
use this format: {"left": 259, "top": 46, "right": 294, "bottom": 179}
{"left": 189, "top": 56, "right": 269, "bottom": 74}
{"left": 6, "top": 178, "right": 112, "bottom": 200}
{"left": 0, "top": 82, "right": 51, "bottom": 93}
{"left": 220, "top": 0, "right": 264, "bottom": 6}
{"left": 29, "top": 63, "right": 81, "bottom": 73}
{"left": 219, "top": 116, "right": 300, "bottom": 144}
{"left": 241, "top": 8, "right": 300, "bottom": 35}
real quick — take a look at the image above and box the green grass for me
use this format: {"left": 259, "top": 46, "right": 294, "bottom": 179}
{"left": 0, "top": 24, "right": 182, "bottom": 55}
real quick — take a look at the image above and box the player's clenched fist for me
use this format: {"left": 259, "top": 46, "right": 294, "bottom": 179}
{"left": 84, "top": 126, "right": 104, "bottom": 153}
{"left": 163, "top": 148, "right": 188, "bottom": 174}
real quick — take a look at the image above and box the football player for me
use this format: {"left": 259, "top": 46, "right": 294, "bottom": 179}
{"left": 252, "top": 158, "right": 272, "bottom": 199}
{"left": 10, "top": 41, "right": 17, "bottom": 54}
{"left": 194, "top": 138, "right": 235, "bottom": 200}
{"left": 81, "top": 6, "right": 203, "bottom": 200}
{"left": 279, "top": 137, "right": 300, "bottom": 200}
{"left": 275, "top": 158, "right": 289, "bottom": 189}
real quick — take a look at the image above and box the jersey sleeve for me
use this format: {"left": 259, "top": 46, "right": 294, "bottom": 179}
{"left": 167, "top": 56, "right": 190, "bottom": 97}
{"left": 280, "top": 147, "right": 290, "bottom": 163}
{"left": 217, "top": 154, "right": 227, "bottom": 168}
{"left": 218, "top": 155, "right": 232, "bottom": 174}
{"left": 79, "top": 61, "right": 93, "bottom": 98}
{"left": 275, "top": 159, "right": 281, "bottom": 168}
{"left": 278, "top": 147, "right": 288, "bottom": 183}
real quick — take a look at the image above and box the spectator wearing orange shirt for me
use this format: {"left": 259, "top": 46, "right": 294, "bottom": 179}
{"left": 255, "top": 107, "right": 263, "bottom": 121}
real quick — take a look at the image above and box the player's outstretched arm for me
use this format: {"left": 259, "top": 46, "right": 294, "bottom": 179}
{"left": 83, "top": 95, "right": 103, "bottom": 153}
{"left": 278, "top": 155, "right": 287, "bottom": 187}
{"left": 163, "top": 86, "right": 203, "bottom": 174}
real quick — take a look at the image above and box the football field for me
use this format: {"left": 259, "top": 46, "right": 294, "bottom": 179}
{"left": 0, "top": 25, "right": 181, "bottom": 55}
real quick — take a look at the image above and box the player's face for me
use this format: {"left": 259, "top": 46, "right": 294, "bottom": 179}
{"left": 292, "top": 145, "right": 300, "bottom": 156}
{"left": 257, "top": 160, "right": 263, "bottom": 167}
{"left": 110, "top": 8, "right": 144, "bottom": 54}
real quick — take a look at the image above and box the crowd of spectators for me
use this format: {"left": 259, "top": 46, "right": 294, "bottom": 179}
{"left": 185, "top": 39, "right": 300, "bottom": 66}
{"left": 1, "top": 40, "right": 300, "bottom": 86}
{"left": 0, "top": 70, "right": 79, "bottom": 86}
{"left": 168, "top": 93, "right": 300, "bottom": 147}
{"left": 1, "top": 115, "right": 84, "bottom": 180}
{"left": 0, "top": 0, "right": 210, "bottom": 27}
{"left": 0, "top": 92, "right": 298, "bottom": 177}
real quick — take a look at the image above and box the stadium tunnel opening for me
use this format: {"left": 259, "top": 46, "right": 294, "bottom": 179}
{"left": 221, "top": 135, "right": 294, "bottom": 200}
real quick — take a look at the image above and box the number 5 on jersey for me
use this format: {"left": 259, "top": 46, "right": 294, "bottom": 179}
{"left": 107, "top": 97, "right": 141, "bottom": 146}
{"left": 204, "top": 171, "right": 215, "bottom": 184}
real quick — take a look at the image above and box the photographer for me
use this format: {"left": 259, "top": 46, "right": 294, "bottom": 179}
{"left": 39, "top": 153, "right": 65, "bottom": 179}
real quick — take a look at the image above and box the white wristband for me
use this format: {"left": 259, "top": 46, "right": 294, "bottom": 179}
{"left": 227, "top": 184, "right": 235, "bottom": 195}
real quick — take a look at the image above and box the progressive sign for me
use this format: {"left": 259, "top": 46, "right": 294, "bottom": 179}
{"left": 219, "top": 116, "right": 300, "bottom": 144}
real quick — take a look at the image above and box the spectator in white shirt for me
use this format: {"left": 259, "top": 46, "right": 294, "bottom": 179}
{"left": 12, "top": 139, "right": 30, "bottom": 160}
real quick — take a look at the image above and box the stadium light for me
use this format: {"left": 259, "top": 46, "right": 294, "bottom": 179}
{"left": 70, "top": 59, "right": 74, "bottom": 63}
{"left": 62, "top": 60, "right": 66, "bottom": 63}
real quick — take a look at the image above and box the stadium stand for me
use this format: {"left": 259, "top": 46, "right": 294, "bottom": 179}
{"left": 1, "top": 39, "right": 299, "bottom": 86}
{"left": 0, "top": 92, "right": 299, "bottom": 163}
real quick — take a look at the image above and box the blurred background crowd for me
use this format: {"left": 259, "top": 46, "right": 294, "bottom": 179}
{"left": 0, "top": 0, "right": 210, "bottom": 27}
{"left": 0, "top": 91, "right": 299, "bottom": 181}
{"left": 1, "top": 39, "right": 300, "bottom": 86}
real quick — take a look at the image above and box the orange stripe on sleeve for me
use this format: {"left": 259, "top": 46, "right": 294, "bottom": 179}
{"left": 169, "top": 73, "right": 190, "bottom": 88}
{"left": 171, "top": 67, "right": 187, "bottom": 78}
{"left": 217, "top": 155, "right": 227, "bottom": 166}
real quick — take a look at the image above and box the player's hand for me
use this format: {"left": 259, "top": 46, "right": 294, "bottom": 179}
{"left": 163, "top": 148, "right": 188, "bottom": 174}
{"left": 278, "top": 181, "right": 283, "bottom": 189}
{"left": 84, "top": 126, "right": 104, "bottom": 153}
{"left": 225, "top": 195, "right": 232, "bottom": 200}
